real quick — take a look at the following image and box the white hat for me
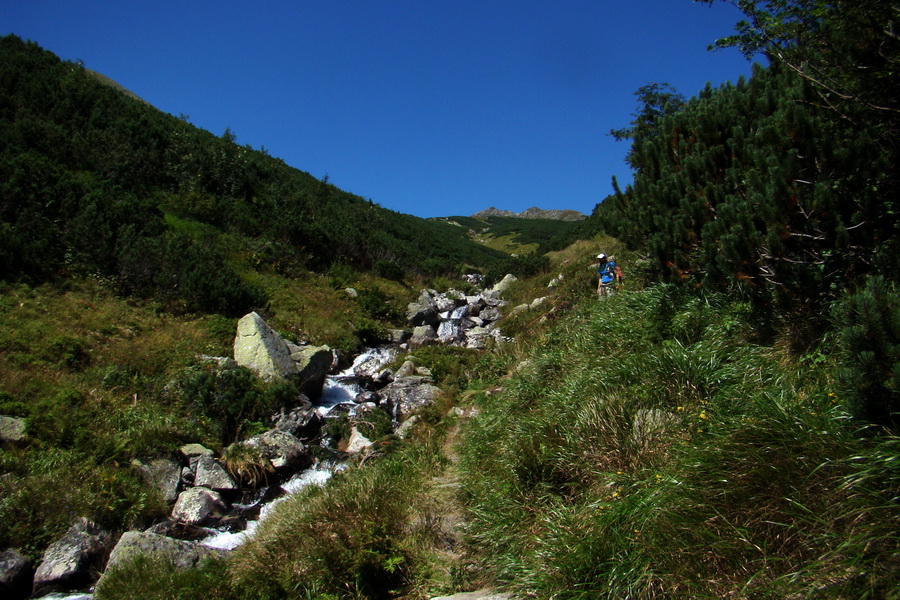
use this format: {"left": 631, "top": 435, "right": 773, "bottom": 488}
{"left": 596, "top": 253, "right": 606, "bottom": 260}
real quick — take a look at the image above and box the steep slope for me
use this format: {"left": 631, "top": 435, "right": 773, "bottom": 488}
{"left": 0, "top": 35, "right": 507, "bottom": 315}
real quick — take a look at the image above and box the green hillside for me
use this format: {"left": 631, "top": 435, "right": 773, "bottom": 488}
{"left": 434, "top": 215, "right": 581, "bottom": 255}
{"left": 0, "top": 34, "right": 508, "bottom": 317}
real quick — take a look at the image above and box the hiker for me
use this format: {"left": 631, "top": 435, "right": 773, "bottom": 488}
{"left": 595, "top": 253, "right": 622, "bottom": 296}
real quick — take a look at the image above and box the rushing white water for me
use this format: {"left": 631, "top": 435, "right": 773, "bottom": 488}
{"left": 315, "top": 347, "right": 396, "bottom": 415}
{"left": 200, "top": 462, "right": 343, "bottom": 550}
{"left": 201, "top": 348, "right": 392, "bottom": 551}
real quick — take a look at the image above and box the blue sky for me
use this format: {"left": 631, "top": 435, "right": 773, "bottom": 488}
{"left": 3, "top": 1, "right": 755, "bottom": 219}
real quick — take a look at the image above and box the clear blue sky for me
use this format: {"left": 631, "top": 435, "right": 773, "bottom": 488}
{"left": 3, "top": 0, "right": 755, "bottom": 219}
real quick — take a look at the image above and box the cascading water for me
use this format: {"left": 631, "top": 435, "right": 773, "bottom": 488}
{"left": 200, "top": 461, "right": 343, "bottom": 550}
{"left": 200, "top": 347, "right": 396, "bottom": 551}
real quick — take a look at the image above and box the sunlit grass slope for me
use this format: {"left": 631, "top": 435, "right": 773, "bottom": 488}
{"left": 458, "top": 285, "right": 900, "bottom": 599}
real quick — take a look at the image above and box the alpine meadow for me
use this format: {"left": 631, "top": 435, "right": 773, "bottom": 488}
{"left": 1, "top": 2, "right": 898, "bottom": 599}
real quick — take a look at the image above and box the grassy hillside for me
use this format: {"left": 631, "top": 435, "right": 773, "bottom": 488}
{"left": 434, "top": 215, "right": 581, "bottom": 256}
{"left": 93, "top": 237, "right": 899, "bottom": 599}
{"left": 0, "top": 34, "right": 508, "bottom": 316}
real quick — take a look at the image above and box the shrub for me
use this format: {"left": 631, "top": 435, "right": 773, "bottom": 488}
{"left": 168, "top": 362, "right": 275, "bottom": 445}
{"left": 837, "top": 276, "right": 900, "bottom": 428}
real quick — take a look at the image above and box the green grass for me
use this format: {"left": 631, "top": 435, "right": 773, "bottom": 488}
{"left": 457, "top": 286, "right": 900, "bottom": 599}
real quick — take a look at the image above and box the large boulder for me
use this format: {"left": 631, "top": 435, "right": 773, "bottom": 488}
{"left": 103, "top": 531, "right": 221, "bottom": 573}
{"left": 132, "top": 456, "right": 182, "bottom": 504}
{"left": 233, "top": 312, "right": 297, "bottom": 382}
{"left": 0, "top": 416, "right": 26, "bottom": 447}
{"left": 380, "top": 377, "right": 442, "bottom": 422}
{"left": 32, "top": 518, "right": 112, "bottom": 597}
{"left": 193, "top": 455, "right": 238, "bottom": 491}
{"left": 171, "top": 487, "right": 227, "bottom": 526}
{"left": 0, "top": 549, "right": 32, "bottom": 600}
{"left": 287, "top": 344, "right": 333, "bottom": 396}
{"left": 241, "top": 430, "right": 312, "bottom": 474}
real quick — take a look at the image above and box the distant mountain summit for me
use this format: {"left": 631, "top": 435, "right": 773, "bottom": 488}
{"left": 472, "top": 206, "right": 586, "bottom": 221}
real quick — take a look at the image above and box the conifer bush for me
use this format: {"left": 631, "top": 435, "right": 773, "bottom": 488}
{"left": 837, "top": 276, "right": 900, "bottom": 428}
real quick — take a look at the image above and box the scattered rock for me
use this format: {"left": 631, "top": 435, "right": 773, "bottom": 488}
{"left": 410, "top": 325, "right": 438, "bottom": 346}
{"left": 288, "top": 344, "right": 333, "bottom": 396}
{"left": 406, "top": 290, "right": 440, "bottom": 327}
{"left": 489, "top": 273, "right": 518, "bottom": 295}
{"left": 32, "top": 518, "right": 112, "bottom": 597}
{"left": 132, "top": 456, "right": 182, "bottom": 504}
{"left": 0, "top": 549, "right": 32, "bottom": 600}
{"left": 271, "top": 403, "right": 322, "bottom": 440}
{"left": 344, "top": 427, "right": 374, "bottom": 454}
{"left": 193, "top": 455, "right": 237, "bottom": 491}
{"left": 381, "top": 377, "right": 442, "bottom": 422}
{"left": 0, "top": 416, "right": 27, "bottom": 447}
{"left": 179, "top": 443, "right": 214, "bottom": 462}
{"left": 103, "top": 531, "right": 221, "bottom": 573}
{"left": 241, "top": 430, "right": 312, "bottom": 474}
{"left": 395, "top": 415, "right": 420, "bottom": 439}
{"left": 171, "top": 487, "right": 227, "bottom": 526}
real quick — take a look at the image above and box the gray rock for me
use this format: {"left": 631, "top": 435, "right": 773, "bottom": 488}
{"left": 434, "top": 292, "right": 464, "bottom": 313}
{"left": 380, "top": 377, "right": 442, "bottom": 422}
{"left": 32, "top": 518, "right": 111, "bottom": 597}
{"left": 489, "top": 273, "right": 518, "bottom": 294}
{"left": 466, "top": 295, "right": 486, "bottom": 315}
{"left": 387, "top": 329, "right": 411, "bottom": 344}
{"left": 132, "top": 456, "right": 182, "bottom": 504}
{"left": 395, "top": 360, "right": 418, "bottom": 379}
{"left": 103, "top": 531, "right": 221, "bottom": 573}
{"left": 395, "top": 415, "right": 420, "bottom": 439}
{"left": 406, "top": 290, "right": 439, "bottom": 327}
{"left": 179, "top": 443, "right": 214, "bottom": 461}
{"left": 171, "top": 487, "right": 227, "bottom": 526}
{"left": 233, "top": 312, "right": 297, "bottom": 382}
{"left": 344, "top": 427, "right": 374, "bottom": 454}
{"left": 242, "top": 430, "right": 312, "bottom": 474}
{"left": 344, "top": 287, "right": 358, "bottom": 298}
{"left": 510, "top": 304, "right": 529, "bottom": 316}
{"left": 530, "top": 296, "right": 547, "bottom": 309}
{"left": 193, "top": 455, "right": 237, "bottom": 491}
{"left": 409, "top": 325, "right": 438, "bottom": 347}
{"left": 0, "top": 548, "right": 32, "bottom": 600}
{"left": 0, "top": 416, "right": 27, "bottom": 447}
{"left": 288, "top": 345, "right": 333, "bottom": 396}
{"left": 465, "top": 326, "right": 495, "bottom": 350}
{"left": 272, "top": 404, "right": 322, "bottom": 440}
{"left": 479, "top": 306, "right": 502, "bottom": 322}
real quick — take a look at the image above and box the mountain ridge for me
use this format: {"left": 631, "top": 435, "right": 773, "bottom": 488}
{"left": 472, "top": 206, "right": 586, "bottom": 221}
